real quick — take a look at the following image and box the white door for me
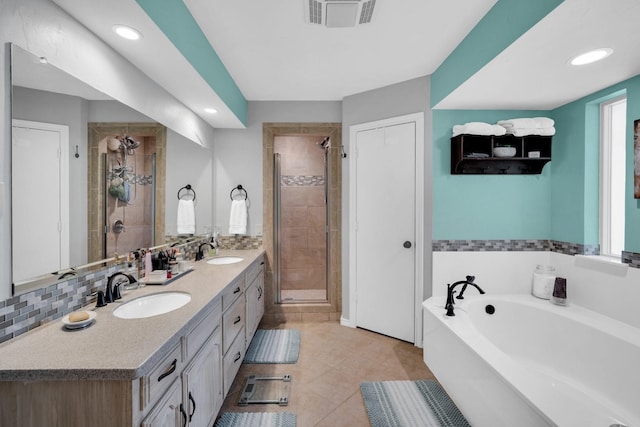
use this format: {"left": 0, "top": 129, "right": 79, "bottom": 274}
{"left": 353, "top": 120, "right": 417, "bottom": 342}
{"left": 12, "top": 120, "right": 69, "bottom": 282}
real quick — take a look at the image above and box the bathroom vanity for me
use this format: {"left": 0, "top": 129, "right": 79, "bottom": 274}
{"left": 0, "top": 249, "right": 265, "bottom": 427}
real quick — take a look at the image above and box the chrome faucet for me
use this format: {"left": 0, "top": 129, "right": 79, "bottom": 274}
{"left": 104, "top": 272, "right": 137, "bottom": 304}
{"left": 445, "top": 275, "right": 485, "bottom": 316}
{"left": 196, "top": 242, "right": 213, "bottom": 261}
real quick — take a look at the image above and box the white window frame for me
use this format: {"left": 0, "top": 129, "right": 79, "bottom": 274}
{"left": 599, "top": 96, "right": 626, "bottom": 258}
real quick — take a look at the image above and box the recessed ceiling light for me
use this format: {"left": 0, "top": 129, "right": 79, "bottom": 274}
{"left": 570, "top": 48, "right": 613, "bottom": 66}
{"left": 112, "top": 25, "right": 142, "bottom": 41}
{"left": 204, "top": 108, "right": 217, "bottom": 114}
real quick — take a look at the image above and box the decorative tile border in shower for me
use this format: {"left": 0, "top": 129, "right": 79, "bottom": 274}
{"left": 622, "top": 251, "right": 640, "bottom": 268}
{"left": 281, "top": 175, "right": 325, "bottom": 187}
{"left": 107, "top": 171, "right": 153, "bottom": 186}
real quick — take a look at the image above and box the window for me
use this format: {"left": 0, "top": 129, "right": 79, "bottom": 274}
{"left": 600, "top": 96, "right": 626, "bottom": 257}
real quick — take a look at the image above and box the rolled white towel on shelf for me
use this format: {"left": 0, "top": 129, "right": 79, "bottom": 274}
{"left": 452, "top": 122, "right": 507, "bottom": 137}
{"left": 505, "top": 127, "right": 556, "bottom": 137}
{"left": 498, "top": 117, "right": 555, "bottom": 129}
{"left": 229, "top": 199, "right": 247, "bottom": 235}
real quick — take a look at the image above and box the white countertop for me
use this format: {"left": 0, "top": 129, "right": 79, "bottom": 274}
{"left": 0, "top": 249, "right": 264, "bottom": 381}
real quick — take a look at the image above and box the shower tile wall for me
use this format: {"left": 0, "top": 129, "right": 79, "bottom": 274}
{"left": 105, "top": 136, "right": 155, "bottom": 257}
{"left": 276, "top": 136, "right": 327, "bottom": 299}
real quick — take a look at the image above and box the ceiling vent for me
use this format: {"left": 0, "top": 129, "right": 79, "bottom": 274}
{"left": 305, "top": 0, "right": 377, "bottom": 28}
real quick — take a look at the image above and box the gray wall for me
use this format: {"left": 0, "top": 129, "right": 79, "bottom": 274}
{"left": 212, "top": 101, "right": 342, "bottom": 236}
{"left": 341, "top": 76, "right": 433, "bottom": 321}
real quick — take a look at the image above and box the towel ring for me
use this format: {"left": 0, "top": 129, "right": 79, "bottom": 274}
{"left": 230, "top": 184, "right": 248, "bottom": 201}
{"left": 177, "top": 184, "right": 196, "bottom": 201}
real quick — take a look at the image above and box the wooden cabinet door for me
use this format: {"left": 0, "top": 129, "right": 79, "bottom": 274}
{"left": 245, "top": 272, "right": 265, "bottom": 342}
{"left": 141, "top": 379, "right": 184, "bottom": 427}
{"left": 182, "top": 328, "right": 223, "bottom": 427}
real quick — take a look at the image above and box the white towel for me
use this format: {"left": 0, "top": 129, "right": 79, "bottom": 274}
{"left": 505, "top": 127, "right": 556, "bottom": 137}
{"left": 498, "top": 117, "right": 555, "bottom": 129}
{"left": 177, "top": 199, "right": 195, "bottom": 235}
{"left": 452, "top": 122, "right": 507, "bottom": 137}
{"left": 229, "top": 199, "right": 247, "bottom": 235}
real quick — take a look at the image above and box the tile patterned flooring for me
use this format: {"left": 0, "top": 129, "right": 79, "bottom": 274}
{"left": 219, "top": 320, "right": 436, "bottom": 427}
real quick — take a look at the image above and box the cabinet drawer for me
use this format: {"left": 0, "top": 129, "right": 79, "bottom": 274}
{"left": 245, "top": 255, "right": 264, "bottom": 287}
{"left": 223, "top": 296, "right": 245, "bottom": 354}
{"left": 221, "top": 276, "right": 244, "bottom": 311}
{"left": 223, "top": 327, "right": 245, "bottom": 397}
{"left": 184, "top": 299, "right": 222, "bottom": 359}
{"left": 141, "top": 342, "right": 183, "bottom": 411}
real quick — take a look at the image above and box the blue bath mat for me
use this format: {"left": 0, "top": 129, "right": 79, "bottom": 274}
{"left": 244, "top": 329, "right": 300, "bottom": 364}
{"left": 215, "top": 412, "right": 296, "bottom": 427}
{"left": 360, "top": 380, "right": 471, "bottom": 427}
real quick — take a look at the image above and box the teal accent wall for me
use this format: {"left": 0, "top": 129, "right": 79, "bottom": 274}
{"left": 136, "top": 0, "right": 247, "bottom": 126}
{"left": 433, "top": 110, "right": 552, "bottom": 240}
{"left": 551, "top": 77, "right": 640, "bottom": 252}
{"left": 430, "top": 0, "right": 563, "bottom": 108}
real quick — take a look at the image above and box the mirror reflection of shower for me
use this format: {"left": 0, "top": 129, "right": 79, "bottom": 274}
{"left": 274, "top": 135, "right": 330, "bottom": 303}
{"left": 103, "top": 134, "right": 156, "bottom": 258}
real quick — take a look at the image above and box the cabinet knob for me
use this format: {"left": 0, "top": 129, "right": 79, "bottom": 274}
{"left": 403, "top": 241, "right": 412, "bottom": 249}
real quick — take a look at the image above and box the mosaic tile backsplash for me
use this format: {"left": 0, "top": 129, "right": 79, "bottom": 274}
{"left": 432, "top": 239, "right": 602, "bottom": 257}
{"left": 0, "top": 235, "right": 261, "bottom": 345}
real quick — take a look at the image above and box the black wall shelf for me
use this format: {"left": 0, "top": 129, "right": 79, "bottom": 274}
{"left": 451, "top": 134, "right": 552, "bottom": 175}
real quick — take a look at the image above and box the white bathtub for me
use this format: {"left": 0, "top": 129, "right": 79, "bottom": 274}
{"left": 423, "top": 294, "right": 640, "bottom": 427}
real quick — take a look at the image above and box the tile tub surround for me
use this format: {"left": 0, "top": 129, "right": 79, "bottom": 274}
{"left": 0, "top": 248, "right": 264, "bottom": 381}
{"left": 0, "top": 236, "right": 212, "bottom": 345}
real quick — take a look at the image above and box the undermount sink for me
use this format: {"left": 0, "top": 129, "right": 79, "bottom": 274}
{"left": 206, "top": 256, "right": 243, "bottom": 265}
{"left": 113, "top": 292, "right": 191, "bottom": 319}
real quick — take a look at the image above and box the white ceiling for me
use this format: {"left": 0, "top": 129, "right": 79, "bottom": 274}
{"left": 51, "top": 0, "right": 640, "bottom": 127}
{"left": 437, "top": 0, "right": 640, "bottom": 110}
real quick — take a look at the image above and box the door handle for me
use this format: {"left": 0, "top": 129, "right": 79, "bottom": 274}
{"left": 403, "top": 241, "right": 412, "bottom": 249}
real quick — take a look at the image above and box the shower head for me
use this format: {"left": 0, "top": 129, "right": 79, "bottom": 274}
{"left": 319, "top": 137, "right": 330, "bottom": 150}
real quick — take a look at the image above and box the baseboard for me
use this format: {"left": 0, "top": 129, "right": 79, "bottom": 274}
{"left": 340, "top": 316, "right": 356, "bottom": 328}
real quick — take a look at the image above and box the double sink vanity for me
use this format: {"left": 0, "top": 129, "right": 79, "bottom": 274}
{"left": 0, "top": 249, "right": 265, "bottom": 427}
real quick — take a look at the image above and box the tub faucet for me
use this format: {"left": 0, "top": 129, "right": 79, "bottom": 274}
{"left": 104, "top": 272, "right": 137, "bottom": 303}
{"left": 445, "top": 275, "right": 485, "bottom": 316}
{"left": 455, "top": 275, "right": 480, "bottom": 300}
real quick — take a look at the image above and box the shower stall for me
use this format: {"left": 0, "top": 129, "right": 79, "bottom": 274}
{"left": 103, "top": 137, "right": 156, "bottom": 259}
{"left": 273, "top": 135, "right": 330, "bottom": 303}
{"left": 88, "top": 123, "right": 166, "bottom": 264}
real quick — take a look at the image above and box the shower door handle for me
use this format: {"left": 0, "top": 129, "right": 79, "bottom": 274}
{"left": 403, "top": 241, "right": 412, "bottom": 249}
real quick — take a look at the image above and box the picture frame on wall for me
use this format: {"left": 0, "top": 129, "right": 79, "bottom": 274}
{"left": 635, "top": 119, "right": 640, "bottom": 199}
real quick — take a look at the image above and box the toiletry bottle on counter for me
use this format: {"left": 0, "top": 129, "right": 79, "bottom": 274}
{"left": 532, "top": 264, "right": 556, "bottom": 299}
{"left": 143, "top": 250, "right": 152, "bottom": 286}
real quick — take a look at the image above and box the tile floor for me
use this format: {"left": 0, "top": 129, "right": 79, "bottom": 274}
{"left": 219, "top": 320, "right": 436, "bottom": 426}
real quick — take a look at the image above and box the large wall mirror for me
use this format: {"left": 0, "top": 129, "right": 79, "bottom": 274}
{"left": 10, "top": 44, "right": 214, "bottom": 296}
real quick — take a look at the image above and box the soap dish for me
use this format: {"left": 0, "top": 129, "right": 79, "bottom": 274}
{"left": 62, "top": 311, "right": 96, "bottom": 331}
